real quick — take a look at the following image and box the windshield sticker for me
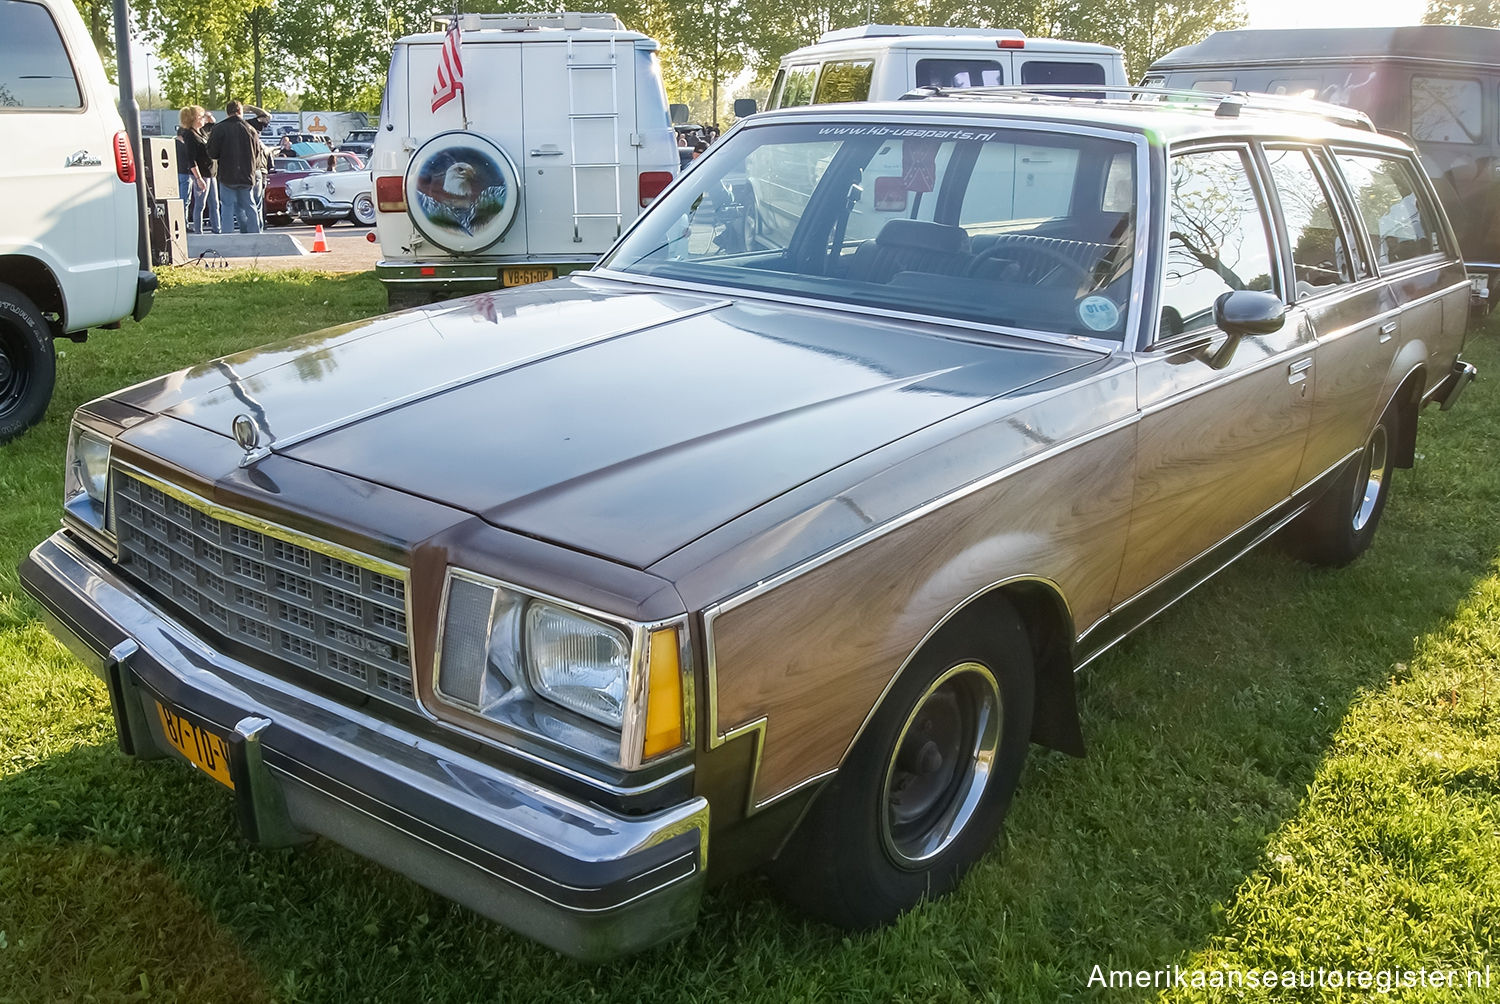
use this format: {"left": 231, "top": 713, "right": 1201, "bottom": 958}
{"left": 816, "top": 125, "right": 1000, "bottom": 142}
{"left": 1078, "top": 296, "right": 1121, "bottom": 331}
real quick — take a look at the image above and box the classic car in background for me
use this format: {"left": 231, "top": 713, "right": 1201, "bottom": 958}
{"left": 286, "top": 160, "right": 374, "bottom": 226}
{"left": 337, "top": 128, "right": 379, "bottom": 159}
{"left": 22, "top": 89, "right": 1475, "bottom": 960}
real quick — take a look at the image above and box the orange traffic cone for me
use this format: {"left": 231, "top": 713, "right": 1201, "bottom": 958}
{"left": 311, "top": 225, "right": 329, "bottom": 253}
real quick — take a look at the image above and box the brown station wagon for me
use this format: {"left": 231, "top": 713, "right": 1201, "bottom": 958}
{"left": 21, "top": 89, "right": 1478, "bottom": 960}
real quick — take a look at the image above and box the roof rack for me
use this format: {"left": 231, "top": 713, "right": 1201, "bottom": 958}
{"left": 432, "top": 11, "right": 626, "bottom": 32}
{"left": 818, "top": 24, "right": 1024, "bottom": 43}
{"left": 903, "top": 84, "right": 1376, "bottom": 132}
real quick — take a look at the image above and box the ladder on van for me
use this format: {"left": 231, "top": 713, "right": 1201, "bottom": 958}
{"left": 566, "top": 35, "right": 622, "bottom": 243}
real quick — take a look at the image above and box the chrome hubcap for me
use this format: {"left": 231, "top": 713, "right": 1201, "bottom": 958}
{"left": 880, "top": 661, "right": 1002, "bottom": 868}
{"left": 1352, "top": 422, "right": 1388, "bottom": 532}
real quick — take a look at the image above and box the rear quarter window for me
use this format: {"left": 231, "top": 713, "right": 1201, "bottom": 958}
{"left": 1335, "top": 152, "right": 1448, "bottom": 265}
{"left": 0, "top": 0, "right": 81, "bottom": 110}
{"left": 1019, "top": 61, "right": 1106, "bottom": 86}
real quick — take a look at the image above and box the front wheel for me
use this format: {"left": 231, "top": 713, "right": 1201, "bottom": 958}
{"left": 350, "top": 193, "right": 376, "bottom": 226}
{"left": 0, "top": 283, "right": 57, "bottom": 443}
{"left": 1284, "top": 407, "right": 1398, "bottom": 567}
{"left": 769, "top": 601, "right": 1035, "bottom": 928}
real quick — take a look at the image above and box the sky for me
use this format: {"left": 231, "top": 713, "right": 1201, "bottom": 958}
{"left": 1245, "top": 0, "right": 1428, "bottom": 29}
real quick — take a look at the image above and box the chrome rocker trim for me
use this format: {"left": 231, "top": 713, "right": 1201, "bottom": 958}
{"left": 20, "top": 531, "right": 709, "bottom": 962}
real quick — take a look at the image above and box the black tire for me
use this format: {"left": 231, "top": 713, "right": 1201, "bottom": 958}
{"left": 0, "top": 283, "right": 57, "bottom": 444}
{"left": 769, "top": 601, "right": 1035, "bottom": 928}
{"left": 1285, "top": 406, "right": 1398, "bottom": 567}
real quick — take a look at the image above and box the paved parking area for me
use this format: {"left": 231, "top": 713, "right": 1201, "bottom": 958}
{"left": 184, "top": 221, "right": 382, "bottom": 273}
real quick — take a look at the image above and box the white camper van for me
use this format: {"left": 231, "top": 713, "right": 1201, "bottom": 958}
{"left": 766, "top": 25, "right": 1127, "bottom": 109}
{"left": 372, "top": 12, "right": 678, "bottom": 309}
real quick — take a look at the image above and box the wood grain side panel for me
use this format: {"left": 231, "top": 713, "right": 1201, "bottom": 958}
{"left": 709, "top": 430, "right": 1134, "bottom": 806}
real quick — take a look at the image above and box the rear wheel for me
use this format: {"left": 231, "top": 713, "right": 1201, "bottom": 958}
{"left": 0, "top": 283, "right": 57, "bottom": 443}
{"left": 1284, "top": 406, "right": 1397, "bottom": 567}
{"left": 769, "top": 601, "right": 1034, "bottom": 928}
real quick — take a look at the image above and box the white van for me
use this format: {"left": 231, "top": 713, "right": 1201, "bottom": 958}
{"left": 766, "top": 25, "right": 1127, "bottom": 109}
{"left": 0, "top": 0, "right": 154, "bottom": 441}
{"left": 372, "top": 11, "right": 678, "bottom": 309}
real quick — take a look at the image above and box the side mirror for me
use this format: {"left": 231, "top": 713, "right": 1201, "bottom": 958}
{"left": 1214, "top": 289, "right": 1286, "bottom": 335}
{"left": 670, "top": 103, "right": 689, "bottom": 125}
{"left": 1209, "top": 290, "right": 1286, "bottom": 369}
{"left": 733, "top": 98, "right": 759, "bottom": 118}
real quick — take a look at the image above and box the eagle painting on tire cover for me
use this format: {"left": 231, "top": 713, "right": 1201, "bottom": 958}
{"left": 413, "top": 144, "right": 510, "bottom": 241}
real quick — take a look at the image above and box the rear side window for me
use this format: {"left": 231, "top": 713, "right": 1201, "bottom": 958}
{"left": 813, "top": 60, "right": 873, "bottom": 103}
{"left": 1020, "top": 61, "right": 1106, "bottom": 86}
{"left": 1411, "top": 76, "right": 1482, "bottom": 144}
{"left": 915, "top": 58, "right": 1002, "bottom": 89}
{"left": 0, "top": 0, "right": 81, "bottom": 109}
{"left": 1265, "top": 147, "right": 1356, "bottom": 297}
{"left": 780, "top": 65, "right": 818, "bottom": 108}
{"left": 1160, "top": 149, "right": 1276, "bottom": 338}
{"left": 1336, "top": 153, "right": 1445, "bottom": 266}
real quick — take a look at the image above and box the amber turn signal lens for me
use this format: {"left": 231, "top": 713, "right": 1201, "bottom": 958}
{"left": 642, "top": 627, "right": 684, "bottom": 759}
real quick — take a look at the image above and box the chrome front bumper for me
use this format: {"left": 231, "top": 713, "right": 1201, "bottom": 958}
{"left": 19, "top": 532, "right": 708, "bottom": 961}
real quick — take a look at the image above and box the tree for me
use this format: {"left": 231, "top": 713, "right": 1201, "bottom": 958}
{"left": 1423, "top": 0, "right": 1500, "bottom": 26}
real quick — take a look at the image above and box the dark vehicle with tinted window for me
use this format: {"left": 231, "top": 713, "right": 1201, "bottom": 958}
{"left": 1145, "top": 26, "right": 1500, "bottom": 312}
{"left": 21, "top": 89, "right": 1476, "bottom": 961}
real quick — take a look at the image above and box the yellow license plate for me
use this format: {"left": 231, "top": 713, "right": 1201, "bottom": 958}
{"left": 501, "top": 266, "right": 555, "bottom": 287}
{"left": 155, "top": 701, "right": 235, "bottom": 789}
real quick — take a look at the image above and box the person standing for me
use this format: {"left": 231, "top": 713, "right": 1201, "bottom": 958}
{"left": 174, "top": 106, "right": 209, "bottom": 232}
{"left": 200, "top": 112, "right": 221, "bottom": 233}
{"left": 206, "top": 100, "right": 263, "bottom": 234}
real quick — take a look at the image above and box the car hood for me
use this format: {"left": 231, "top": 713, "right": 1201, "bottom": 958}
{"left": 114, "top": 278, "right": 1099, "bottom": 568}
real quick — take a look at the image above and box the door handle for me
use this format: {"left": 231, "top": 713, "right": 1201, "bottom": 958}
{"left": 529, "top": 148, "right": 565, "bottom": 157}
{"left": 1378, "top": 320, "right": 1398, "bottom": 343}
{"left": 1288, "top": 357, "right": 1312, "bottom": 385}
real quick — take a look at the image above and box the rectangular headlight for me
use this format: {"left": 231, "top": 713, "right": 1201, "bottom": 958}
{"left": 525, "top": 601, "right": 632, "bottom": 728}
{"left": 63, "top": 424, "right": 111, "bottom": 533}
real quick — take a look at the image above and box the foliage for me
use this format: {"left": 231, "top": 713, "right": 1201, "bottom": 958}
{"left": 1423, "top": 0, "right": 1500, "bottom": 26}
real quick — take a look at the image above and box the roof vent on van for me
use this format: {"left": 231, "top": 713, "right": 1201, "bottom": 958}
{"left": 817, "top": 24, "right": 1025, "bottom": 43}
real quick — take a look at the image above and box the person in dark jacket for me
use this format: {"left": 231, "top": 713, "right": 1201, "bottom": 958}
{"left": 207, "top": 100, "right": 263, "bottom": 234}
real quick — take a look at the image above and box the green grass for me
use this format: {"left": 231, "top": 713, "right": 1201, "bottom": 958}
{"left": 1, "top": 270, "right": 1497, "bottom": 1001}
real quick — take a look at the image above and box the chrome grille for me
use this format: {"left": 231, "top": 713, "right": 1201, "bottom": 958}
{"left": 112, "top": 470, "right": 417, "bottom": 707}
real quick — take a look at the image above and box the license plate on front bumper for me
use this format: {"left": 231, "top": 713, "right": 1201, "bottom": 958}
{"left": 501, "top": 266, "right": 556, "bottom": 287}
{"left": 155, "top": 700, "right": 235, "bottom": 789}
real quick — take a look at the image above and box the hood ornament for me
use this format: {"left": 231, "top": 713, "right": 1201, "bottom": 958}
{"left": 232, "top": 414, "right": 272, "bottom": 468}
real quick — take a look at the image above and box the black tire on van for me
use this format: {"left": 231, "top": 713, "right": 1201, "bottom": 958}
{"left": 0, "top": 283, "right": 57, "bottom": 444}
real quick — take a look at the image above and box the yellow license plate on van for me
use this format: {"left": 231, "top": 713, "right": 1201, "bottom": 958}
{"left": 155, "top": 701, "right": 235, "bottom": 789}
{"left": 501, "top": 266, "right": 555, "bottom": 287}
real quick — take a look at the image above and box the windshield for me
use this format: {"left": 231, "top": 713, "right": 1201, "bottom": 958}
{"left": 604, "top": 120, "right": 1139, "bottom": 340}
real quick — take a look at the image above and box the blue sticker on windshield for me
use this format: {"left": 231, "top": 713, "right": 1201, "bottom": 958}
{"left": 1078, "top": 296, "right": 1120, "bottom": 332}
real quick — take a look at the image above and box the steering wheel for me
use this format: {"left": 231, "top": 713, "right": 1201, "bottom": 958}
{"left": 967, "top": 239, "right": 1093, "bottom": 285}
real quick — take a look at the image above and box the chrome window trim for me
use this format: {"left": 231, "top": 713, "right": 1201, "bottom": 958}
{"left": 429, "top": 566, "right": 695, "bottom": 772}
{"left": 1148, "top": 140, "right": 1288, "bottom": 349}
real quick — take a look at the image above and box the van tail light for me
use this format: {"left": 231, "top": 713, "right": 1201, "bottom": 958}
{"left": 113, "top": 131, "right": 136, "bottom": 183}
{"left": 639, "top": 171, "right": 673, "bottom": 207}
{"left": 375, "top": 175, "right": 406, "bottom": 212}
{"left": 997, "top": 38, "right": 1025, "bottom": 48}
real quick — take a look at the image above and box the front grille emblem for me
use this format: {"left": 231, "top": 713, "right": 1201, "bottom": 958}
{"left": 232, "top": 414, "right": 271, "bottom": 467}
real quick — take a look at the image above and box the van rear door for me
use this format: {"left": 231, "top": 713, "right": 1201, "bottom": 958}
{"left": 402, "top": 37, "right": 528, "bottom": 254}
{"left": 522, "top": 39, "right": 635, "bottom": 254}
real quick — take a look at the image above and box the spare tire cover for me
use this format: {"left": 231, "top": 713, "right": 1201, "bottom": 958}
{"left": 404, "top": 130, "right": 521, "bottom": 254}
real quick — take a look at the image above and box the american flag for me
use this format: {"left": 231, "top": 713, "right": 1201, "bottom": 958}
{"left": 431, "top": 18, "right": 464, "bottom": 113}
